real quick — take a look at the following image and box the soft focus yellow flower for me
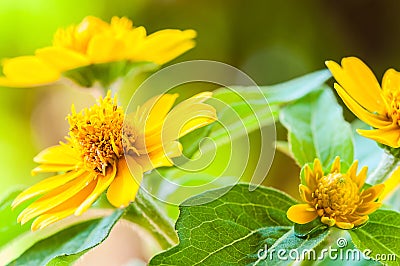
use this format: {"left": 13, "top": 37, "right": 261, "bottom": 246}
{"left": 12, "top": 90, "right": 216, "bottom": 230}
{"left": 326, "top": 57, "right": 400, "bottom": 148}
{"left": 0, "top": 16, "right": 196, "bottom": 87}
{"left": 287, "top": 157, "right": 384, "bottom": 229}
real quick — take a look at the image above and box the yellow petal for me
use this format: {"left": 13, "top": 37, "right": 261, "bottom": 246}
{"left": 299, "top": 184, "right": 313, "bottom": 203}
{"left": 145, "top": 106, "right": 215, "bottom": 151}
{"left": 17, "top": 172, "right": 93, "bottom": 224}
{"left": 142, "top": 94, "right": 179, "bottom": 135}
{"left": 349, "top": 216, "right": 369, "bottom": 227}
{"left": 335, "top": 221, "right": 354, "bottom": 229}
{"left": 357, "top": 125, "right": 400, "bottom": 147}
{"left": 148, "top": 39, "right": 196, "bottom": 65}
{"left": 361, "top": 184, "right": 385, "bottom": 202}
{"left": 162, "top": 103, "right": 217, "bottom": 141}
{"left": 132, "top": 29, "right": 196, "bottom": 64}
{"left": 12, "top": 169, "right": 86, "bottom": 208}
{"left": 110, "top": 16, "right": 133, "bottom": 30}
{"left": 120, "top": 26, "right": 147, "bottom": 58}
{"left": 380, "top": 166, "right": 400, "bottom": 200}
{"left": 334, "top": 83, "right": 391, "bottom": 128}
{"left": 325, "top": 58, "right": 386, "bottom": 114}
{"left": 354, "top": 166, "right": 367, "bottom": 189}
{"left": 131, "top": 141, "right": 182, "bottom": 172}
{"left": 0, "top": 56, "right": 60, "bottom": 87}
{"left": 382, "top": 68, "right": 400, "bottom": 101}
{"left": 347, "top": 160, "right": 359, "bottom": 179}
{"left": 140, "top": 93, "right": 216, "bottom": 153}
{"left": 287, "top": 204, "right": 318, "bottom": 224}
{"left": 75, "top": 164, "right": 117, "bottom": 215}
{"left": 31, "top": 209, "right": 74, "bottom": 231}
{"left": 31, "top": 164, "right": 78, "bottom": 175}
{"left": 87, "top": 33, "right": 127, "bottom": 63}
{"left": 53, "top": 16, "right": 109, "bottom": 52}
{"left": 77, "top": 16, "right": 110, "bottom": 34}
{"left": 320, "top": 216, "right": 336, "bottom": 227}
{"left": 168, "top": 92, "right": 213, "bottom": 114}
{"left": 304, "top": 164, "right": 317, "bottom": 190}
{"left": 355, "top": 202, "right": 381, "bottom": 215}
{"left": 347, "top": 160, "right": 368, "bottom": 189}
{"left": 134, "top": 141, "right": 182, "bottom": 172}
{"left": 330, "top": 156, "right": 341, "bottom": 173}
{"left": 148, "top": 141, "right": 183, "bottom": 169}
{"left": 33, "top": 144, "right": 80, "bottom": 165}
{"left": 36, "top": 46, "right": 90, "bottom": 71}
{"left": 30, "top": 180, "right": 96, "bottom": 231}
{"left": 0, "top": 77, "right": 42, "bottom": 87}
{"left": 313, "top": 159, "right": 323, "bottom": 180}
{"left": 107, "top": 157, "right": 143, "bottom": 208}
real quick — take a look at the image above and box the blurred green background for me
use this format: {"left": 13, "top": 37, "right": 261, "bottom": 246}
{"left": 1, "top": 0, "right": 400, "bottom": 197}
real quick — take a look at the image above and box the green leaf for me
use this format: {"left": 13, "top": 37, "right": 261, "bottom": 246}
{"left": 205, "top": 69, "right": 332, "bottom": 151}
{"left": 264, "top": 69, "right": 331, "bottom": 104}
{"left": 149, "top": 184, "right": 336, "bottom": 265}
{"left": 9, "top": 209, "right": 124, "bottom": 266}
{"left": 280, "top": 88, "right": 354, "bottom": 169}
{"left": 349, "top": 209, "right": 400, "bottom": 265}
{"left": 0, "top": 188, "right": 32, "bottom": 251}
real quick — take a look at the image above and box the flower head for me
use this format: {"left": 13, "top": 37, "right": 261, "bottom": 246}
{"left": 326, "top": 57, "right": 400, "bottom": 148}
{"left": 12, "top": 90, "right": 216, "bottom": 230}
{"left": 287, "top": 157, "right": 384, "bottom": 229}
{"left": 0, "top": 16, "right": 196, "bottom": 87}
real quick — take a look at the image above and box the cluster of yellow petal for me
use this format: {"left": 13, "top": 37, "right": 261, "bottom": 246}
{"left": 0, "top": 16, "right": 196, "bottom": 87}
{"left": 12, "top": 90, "right": 216, "bottom": 230}
{"left": 326, "top": 57, "right": 400, "bottom": 148}
{"left": 287, "top": 157, "right": 384, "bottom": 229}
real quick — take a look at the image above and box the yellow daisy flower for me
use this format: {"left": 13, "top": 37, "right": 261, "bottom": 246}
{"left": 12, "top": 90, "right": 216, "bottom": 231}
{"left": 326, "top": 57, "right": 400, "bottom": 148}
{"left": 0, "top": 16, "right": 196, "bottom": 87}
{"left": 287, "top": 157, "right": 384, "bottom": 229}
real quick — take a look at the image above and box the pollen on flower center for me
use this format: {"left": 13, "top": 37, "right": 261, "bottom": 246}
{"left": 288, "top": 157, "right": 384, "bottom": 230}
{"left": 67, "top": 92, "right": 124, "bottom": 174}
{"left": 314, "top": 172, "right": 360, "bottom": 218}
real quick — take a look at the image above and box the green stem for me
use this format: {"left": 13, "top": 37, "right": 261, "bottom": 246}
{"left": 367, "top": 151, "right": 400, "bottom": 185}
{"left": 123, "top": 203, "right": 175, "bottom": 250}
{"left": 135, "top": 189, "right": 178, "bottom": 244}
{"left": 123, "top": 189, "right": 178, "bottom": 249}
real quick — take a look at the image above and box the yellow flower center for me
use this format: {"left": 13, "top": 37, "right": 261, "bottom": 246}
{"left": 313, "top": 172, "right": 360, "bottom": 219}
{"left": 67, "top": 93, "right": 124, "bottom": 174}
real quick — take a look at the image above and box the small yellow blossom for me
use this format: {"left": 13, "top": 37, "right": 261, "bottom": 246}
{"left": 0, "top": 16, "right": 196, "bottom": 87}
{"left": 326, "top": 57, "right": 400, "bottom": 148}
{"left": 12, "top": 90, "right": 216, "bottom": 231}
{"left": 287, "top": 157, "right": 384, "bottom": 229}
